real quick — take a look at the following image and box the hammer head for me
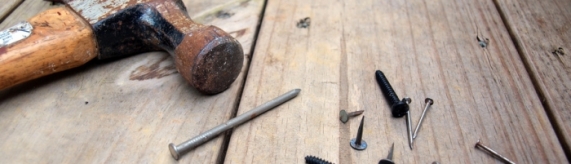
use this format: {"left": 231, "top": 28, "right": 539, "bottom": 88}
{"left": 58, "top": 0, "right": 244, "bottom": 94}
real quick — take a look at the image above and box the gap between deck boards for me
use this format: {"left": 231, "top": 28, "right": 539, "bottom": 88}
{"left": 491, "top": 0, "right": 571, "bottom": 159}
{"left": 216, "top": 0, "right": 270, "bottom": 163}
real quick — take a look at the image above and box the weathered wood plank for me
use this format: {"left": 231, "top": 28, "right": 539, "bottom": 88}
{"left": 0, "top": 1, "right": 55, "bottom": 30}
{"left": 225, "top": 0, "right": 567, "bottom": 163}
{"left": 0, "top": 0, "right": 21, "bottom": 22}
{"left": 0, "top": 0, "right": 264, "bottom": 163}
{"left": 494, "top": 0, "right": 571, "bottom": 155}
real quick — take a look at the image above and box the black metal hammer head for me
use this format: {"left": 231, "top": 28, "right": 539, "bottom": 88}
{"left": 51, "top": 0, "right": 244, "bottom": 94}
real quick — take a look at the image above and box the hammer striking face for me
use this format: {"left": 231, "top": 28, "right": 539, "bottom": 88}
{"left": 0, "top": 0, "right": 244, "bottom": 94}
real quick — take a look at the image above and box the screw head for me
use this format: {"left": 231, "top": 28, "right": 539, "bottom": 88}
{"left": 379, "top": 159, "right": 395, "bottom": 164}
{"left": 340, "top": 110, "right": 349, "bottom": 123}
{"left": 350, "top": 138, "right": 367, "bottom": 150}
{"left": 391, "top": 101, "right": 409, "bottom": 117}
{"left": 425, "top": 98, "right": 434, "bottom": 105}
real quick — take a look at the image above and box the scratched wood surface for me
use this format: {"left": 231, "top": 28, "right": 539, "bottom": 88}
{"left": 0, "top": 0, "right": 264, "bottom": 163}
{"left": 494, "top": 0, "right": 571, "bottom": 155}
{"left": 224, "top": 0, "right": 568, "bottom": 163}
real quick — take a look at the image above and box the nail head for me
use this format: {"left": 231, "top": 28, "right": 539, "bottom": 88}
{"left": 350, "top": 138, "right": 367, "bottom": 150}
{"left": 169, "top": 143, "right": 180, "bottom": 160}
{"left": 425, "top": 98, "right": 434, "bottom": 105}
{"left": 340, "top": 110, "right": 348, "bottom": 123}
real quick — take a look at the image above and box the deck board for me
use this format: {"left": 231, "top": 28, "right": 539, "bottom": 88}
{"left": 494, "top": 0, "right": 571, "bottom": 155}
{"left": 0, "top": 0, "right": 265, "bottom": 163}
{"left": 224, "top": 0, "right": 568, "bottom": 163}
{"left": 0, "top": 0, "right": 21, "bottom": 22}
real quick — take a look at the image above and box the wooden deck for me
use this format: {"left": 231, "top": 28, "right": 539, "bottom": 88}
{"left": 0, "top": 0, "right": 569, "bottom": 163}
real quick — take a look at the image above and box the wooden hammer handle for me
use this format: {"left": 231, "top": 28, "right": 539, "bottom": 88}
{"left": 0, "top": 7, "right": 97, "bottom": 90}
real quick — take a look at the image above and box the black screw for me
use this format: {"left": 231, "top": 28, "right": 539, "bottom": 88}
{"left": 305, "top": 155, "right": 333, "bottom": 164}
{"left": 375, "top": 70, "right": 409, "bottom": 117}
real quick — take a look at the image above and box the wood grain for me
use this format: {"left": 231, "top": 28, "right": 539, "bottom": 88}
{"left": 0, "top": 0, "right": 264, "bottom": 163}
{"left": 224, "top": 0, "right": 567, "bottom": 163}
{"left": 0, "top": 7, "right": 98, "bottom": 90}
{"left": 494, "top": 0, "right": 571, "bottom": 155}
{"left": 0, "top": 0, "right": 55, "bottom": 30}
{"left": 0, "top": 0, "right": 21, "bottom": 22}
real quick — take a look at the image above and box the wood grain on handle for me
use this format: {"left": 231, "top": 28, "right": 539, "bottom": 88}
{"left": 0, "top": 7, "right": 97, "bottom": 90}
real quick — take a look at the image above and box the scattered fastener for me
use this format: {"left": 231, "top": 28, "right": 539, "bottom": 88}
{"left": 168, "top": 89, "right": 301, "bottom": 160}
{"left": 552, "top": 47, "right": 565, "bottom": 55}
{"left": 350, "top": 116, "right": 367, "bottom": 150}
{"left": 477, "top": 36, "right": 489, "bottom": 48}
{"left": 339, "top": 110, "right": 364, "bottom": 123}
{"left": 375, "top": 70, "right": 409, "bottom": 117}
{"left": 305, "top": 155, "right": 333, "bottom": 164}
{"left": 378, "top": 143, "right": 395, "bottom": 164}
{"left": 413, "top": 98, "right": 434, "bottom": 139}
{"left": 403, "top": 97, "right": 413, "bottom": 150}
{"left": 297, "top": 17, "right": 311, "bottom": 28}
{"left": 475, "top": 140, "right": 515, "bottom": 164}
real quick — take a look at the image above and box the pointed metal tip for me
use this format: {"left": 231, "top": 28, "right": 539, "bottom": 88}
{"left": 292, "top": 89, "right": 301, "bottom": 94}
{"left": 352, "top": 110, "right": 365, "bottom": 115}
{"left": 358, "top": 116, "right": 365, "bottom": 128}
{"left": 358, "top": 116, "right": 365, "bottom": 132}
{"left": 386, "top": 142, "right": 395, "bottom": 160}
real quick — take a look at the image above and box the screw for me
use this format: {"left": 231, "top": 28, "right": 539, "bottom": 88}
{"left": 378, "top": 143, "right": 395, "bottom": 164}
{"left": 305, "top": 155, "right": 333, "bottom": 164}
{"left": 339, "top": 110, "right": 364, "bottom": 123}
{"left": 375, "top": 70, "right": 409, "bottom": 117}
{"left": 403, "top": 97, "right": 413, "bottom": 150}
{"left": 475, "top": 140, "right": 515, "bottom": 164}
{"left": 350, "top": 116, "right": 367, "bottom": 150}
{"left": 413, "top": 98, "right": 434, "bottom": 139}
{"left": 168, "top": 89, "right": 301, "bottom": 160}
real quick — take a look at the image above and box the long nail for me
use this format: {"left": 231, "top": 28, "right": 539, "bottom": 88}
{"left": 413, "top": 98, "right": 434, "bottom": 139}
{"left": 475, "top": 140, "right": 515, "bottom": 164}
{"left": 402, "top": 97, "right": 413, "bottom": 150}
{"left": 168, "top": 89, "right": 301, "bottom": 160}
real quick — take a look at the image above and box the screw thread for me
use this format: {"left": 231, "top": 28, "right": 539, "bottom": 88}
{"left": 305, "top": 156, "right": 333, "bottom": 164}
{"left": 375, "top": 70, "right": 400, "bottom": 105}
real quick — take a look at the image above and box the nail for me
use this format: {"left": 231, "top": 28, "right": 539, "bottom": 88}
{"left": 402, "top": 97, "right": 413, "bottom": 150}
{"left": 413, "top": 98, "right": 434, "bottom": 139}
{"left": 350, "top": 116, "right": 367, "bottom": 150}
{"left": 168, "top": 89, "right": 301, "bottom": 160}
{"left": 340, "top": 110, "right": 364, "bottom": 123}
{"left": 475, "top": 140, "right": 515, "bottom": 164}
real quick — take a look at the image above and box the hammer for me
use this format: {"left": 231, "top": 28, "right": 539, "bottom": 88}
{"left": 0, "top": 0, "right": 244, "bottom": 94}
